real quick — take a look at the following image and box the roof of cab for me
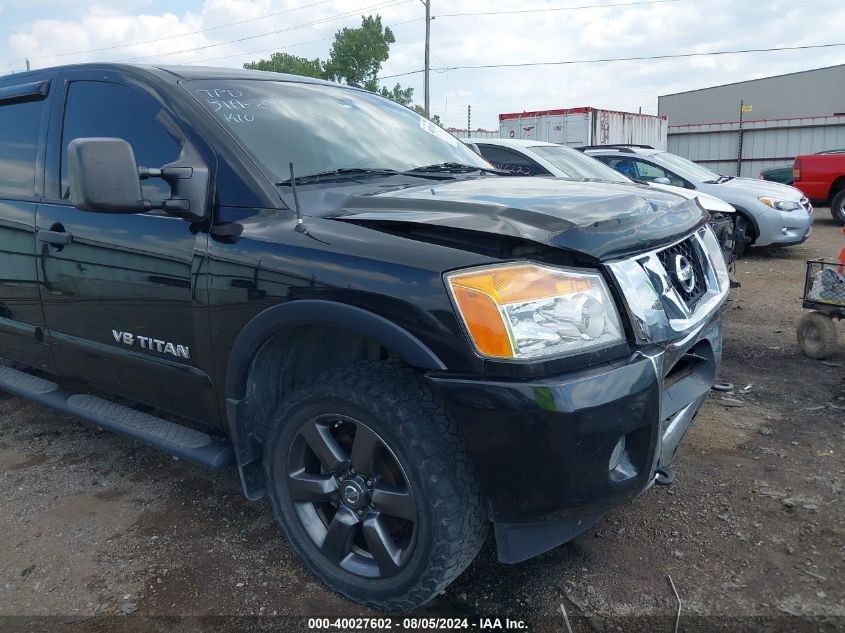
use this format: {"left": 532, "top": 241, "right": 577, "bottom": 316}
{"left": 583, "top": 146, "right": 662, "bottom": 157}
{"left": 1, "top": 62, "right": 342, "bottom": 88}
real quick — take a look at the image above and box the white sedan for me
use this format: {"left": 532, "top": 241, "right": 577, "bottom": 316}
{"left": 466, "top": 138, "right": 736, "bottom": 215}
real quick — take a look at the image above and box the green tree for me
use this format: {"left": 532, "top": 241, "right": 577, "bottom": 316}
{"left": 381, "top": 83, "right": 414, "bottom": 106}
{"left": 324, "top": 15, "right": 393, "bottom": 86}
{"left": 243, "top": 52, "right": 323, "bottom": 79}
{"left": 243, "top": 15, "right": 417, "bottom": 111}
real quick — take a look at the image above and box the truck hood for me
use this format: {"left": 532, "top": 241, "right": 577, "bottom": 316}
{"left": 713, "top": 176, "right": 804, "bottom": 200}
{"left": 326, "top": 177, "right": 708, "bottom": 261}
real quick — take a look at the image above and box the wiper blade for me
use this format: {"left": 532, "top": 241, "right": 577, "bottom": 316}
{"left": 276, "top": 167, "right": 399, "bottom": 185}
{"left": 705, "top": 175, "right": 734, "bottom": 184}
{"left": 404, "top": 162, "right": 510, "bottom": 176}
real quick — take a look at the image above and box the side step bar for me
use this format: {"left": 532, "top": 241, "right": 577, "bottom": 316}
{"left": 0, "top": 366, "right": 233, "bottom": 470}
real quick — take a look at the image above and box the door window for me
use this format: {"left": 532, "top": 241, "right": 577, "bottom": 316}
{"left": 632, "top": 159, "right": 685, "bottom": 187}
{"left": 60, "top": 81, "right": 182, "bottom": 200}
{"left": 0, "top": 98, "right": 44, "bottom": 198}
{"left": 603, "top": 158, "right": 640, "bottom": 180}
{"left": 476, "top": 145, "right": 551, "bottom": 176}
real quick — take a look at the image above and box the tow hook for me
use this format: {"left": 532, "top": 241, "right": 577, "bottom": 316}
{"left": 654, "top": 466, "right": 675, "bottom": 486}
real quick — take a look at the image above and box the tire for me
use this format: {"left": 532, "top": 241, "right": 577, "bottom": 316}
{"left": 797, "top": 312, "right": 839, "bottom": 359}
{"left": 831, "top": 189, "right": 845, "bottom": 226}
{"left": 732, "top": 214, "right": 749, "bottom": 258}
{"left": 263, "top": 360, "right": 488, "bottom": 611}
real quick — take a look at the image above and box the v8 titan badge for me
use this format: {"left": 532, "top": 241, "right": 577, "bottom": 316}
{"left": 112, "top": 330, "right": 190, "bottom": 360}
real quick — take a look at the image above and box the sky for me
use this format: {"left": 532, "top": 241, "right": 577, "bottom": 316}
{"left": 0, "top": 0, "right": 843, "bottom": 129}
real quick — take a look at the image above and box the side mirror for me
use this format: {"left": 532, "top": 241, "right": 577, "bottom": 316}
{"left": 653, "top": 177, "right": 671, "bottom": 185}
{"left": 67, "top": 138, "right": 145, "bottom": 213}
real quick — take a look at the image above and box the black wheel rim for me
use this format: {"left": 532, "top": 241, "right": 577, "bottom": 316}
{"left": 286, "top": 414, "right": 417, "bottom": 579}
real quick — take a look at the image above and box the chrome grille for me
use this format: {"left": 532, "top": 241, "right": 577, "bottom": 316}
{"left": 606, "top": 227, "right": 730, "bottom": 345}
{"left": 656, "top": 238, "right": 707, "bottom": 308}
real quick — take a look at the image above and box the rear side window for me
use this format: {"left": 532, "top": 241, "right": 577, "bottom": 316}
{"left": 60, "top": 81, "right": 182, "bottom": 199}
{"left": 0, "top": 98, "right": 44, "bottom": 198}
{"left": 476, "top": 145, "right": 551, "bottom": 176}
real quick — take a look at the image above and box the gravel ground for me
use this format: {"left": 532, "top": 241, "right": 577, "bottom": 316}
{"left": 1, "top": 213, "right": 843, "bottom": 633}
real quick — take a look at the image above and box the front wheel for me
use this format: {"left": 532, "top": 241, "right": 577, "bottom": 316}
{"left": 264, "top": 361, "right": 488, "bottom": 611}
{"left": 830, "top": 189, "right": 845, "bottom": 226}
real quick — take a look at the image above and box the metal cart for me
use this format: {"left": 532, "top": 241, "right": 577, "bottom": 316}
{"left": 797, "top": 260, "right": 845, "bottom": 359}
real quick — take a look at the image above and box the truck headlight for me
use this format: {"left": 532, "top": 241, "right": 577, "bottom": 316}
{"left": 758, "top": 197, "right": 801, "bottom": 211}
{"left": 445, "top": 263, "right": 624, "bottom": 360}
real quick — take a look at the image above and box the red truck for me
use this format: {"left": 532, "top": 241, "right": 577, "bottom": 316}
{"left": 792, "top": 150, "right": 845, "bottom": 225}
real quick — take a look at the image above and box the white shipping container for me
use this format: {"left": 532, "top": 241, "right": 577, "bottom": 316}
{"left": 498, "top": 107, "right": 668, "bottom": 150}
{"left": 449, "top": 128, "right": 501, "bottom": 139}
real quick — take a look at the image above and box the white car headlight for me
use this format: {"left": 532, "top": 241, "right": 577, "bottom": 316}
{"left": 759, "top": 197, "right": 801, "bottom": 211}
{"left": 445, "top": 263, "right": 624, "bottom": 360}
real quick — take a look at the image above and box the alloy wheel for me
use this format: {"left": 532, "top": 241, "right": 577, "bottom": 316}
{"left": 286, "top": 414, "right": 417, "bottom": 579}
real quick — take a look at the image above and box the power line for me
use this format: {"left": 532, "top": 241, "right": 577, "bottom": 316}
{"left": 379, "top": 42, "right": 845, "bottom": 79}
{"left": 121, "top": 0, "right": 413, "bottom": 63}
{"left": 0, "top": 0, "right": 676, "bottom": 71}
{"left": 437, "top": 0, "right": 681, "bottom": 18}
{"left": 189, "top": 17, "right": 424, "bottom": 65}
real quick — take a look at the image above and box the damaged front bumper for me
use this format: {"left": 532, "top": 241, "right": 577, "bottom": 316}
{"left": 429, "top": 226, "right": 730, "bottom": 564}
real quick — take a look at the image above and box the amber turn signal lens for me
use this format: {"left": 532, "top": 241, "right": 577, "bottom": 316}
{"left": 451, "top": 285, "right": 513, "bottom": 358}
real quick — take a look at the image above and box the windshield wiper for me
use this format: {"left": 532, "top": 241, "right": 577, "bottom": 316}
{"left": 276, "top": 167, "right": 399, "bottom": 186}
{"left": 705, "top": 175, "right": 734, "bottom": 184}
{"left": 404, "top": 162, "right": 510, "bottom": 176}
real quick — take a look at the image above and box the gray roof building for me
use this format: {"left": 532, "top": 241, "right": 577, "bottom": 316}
{"left": 658, "top": 64, "right": 845, "bottom": 126}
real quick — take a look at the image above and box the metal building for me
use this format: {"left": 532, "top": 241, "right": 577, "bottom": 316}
{"left": 658, "top": 64, "right": 845, "bottom": 177}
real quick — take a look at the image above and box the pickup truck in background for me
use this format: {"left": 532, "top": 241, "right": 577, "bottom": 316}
{"left": 792, "top": 150, "right": 845, "bottom": 225}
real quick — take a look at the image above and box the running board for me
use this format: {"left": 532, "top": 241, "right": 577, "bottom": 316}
{"left": 0, "top": 366, "right": 233, "bottom": 470}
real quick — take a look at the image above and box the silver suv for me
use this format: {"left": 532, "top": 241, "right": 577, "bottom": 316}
{"left": 585, "top": 146, "right": 814, "bottom": 256}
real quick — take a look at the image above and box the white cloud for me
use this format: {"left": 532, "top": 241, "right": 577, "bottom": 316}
{"left": 2, "top": 0, "right": 844, "bottom": 128}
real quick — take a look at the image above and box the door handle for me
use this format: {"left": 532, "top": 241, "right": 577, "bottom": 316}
{"left": 37, "top": 229, "right": 74, "bottom": 247}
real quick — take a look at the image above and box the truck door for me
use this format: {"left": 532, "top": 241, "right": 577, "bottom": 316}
{"left": 0, "top": 77, "right": 52, "bottom": 370}
{"left": 36, "top": 72, "right": 217, "bottom": 423}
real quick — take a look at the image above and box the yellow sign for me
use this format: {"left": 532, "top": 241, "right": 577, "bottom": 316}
{"left": 741, "top": 105, "right": 753, "bottom": 113}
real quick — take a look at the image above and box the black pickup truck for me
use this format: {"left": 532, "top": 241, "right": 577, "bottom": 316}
{"left": 0, "top": 64, "right": 729, "bottom": 610}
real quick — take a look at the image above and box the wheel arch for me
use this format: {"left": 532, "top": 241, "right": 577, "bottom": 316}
{"left": 224, "top": 300, "right": 447, "bottom": 500}
{"left": 731, "top": 205, "right": 760, "bottom": 242}
{"left": 829, "top": 175, "right": 845, "bottom": 201}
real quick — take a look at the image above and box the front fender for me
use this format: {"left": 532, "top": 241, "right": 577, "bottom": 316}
{"left": 224, "top": 299, "right": 447, "bottom": 499}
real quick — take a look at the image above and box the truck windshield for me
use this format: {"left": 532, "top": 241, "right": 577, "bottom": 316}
{"left": 187, "top": 80, "right": 489, "bottom": 182}
{"left": 530, "top": 145, "right": 629, "bottom": 182}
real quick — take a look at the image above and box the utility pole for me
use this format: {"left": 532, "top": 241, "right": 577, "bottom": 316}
{"left": 736, "top": 99, "right": 744, "bottom": 177}
{"left": 423, "top": 0, "right": 431, "bottom": 119}
{"left": 737, "top": 100, "right": 752, "bottom": 176}
{"left": 467, "top": 105, "right": 471, "bottom": 138}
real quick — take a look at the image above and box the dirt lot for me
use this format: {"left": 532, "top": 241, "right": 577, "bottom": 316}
{"left": 1, "top": 214, "right": 843, "bottom": 633}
